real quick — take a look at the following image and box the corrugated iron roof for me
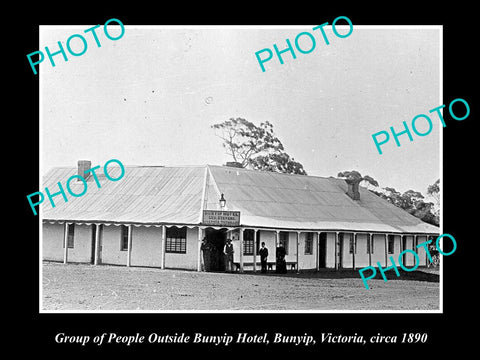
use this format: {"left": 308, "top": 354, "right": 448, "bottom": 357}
{"left": 207, "top": 165, "right": 439, "bottom": 234}
{"left": 41, "top": 166, "right": 205, "bottom": 225}
{"left": 41, "top": 164, "right": 439, "bottom": 234}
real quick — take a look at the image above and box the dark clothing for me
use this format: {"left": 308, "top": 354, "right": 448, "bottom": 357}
{"left": 224, "top": 243, "right": 234, "bottom": 272}
{"left": 201, "top": 242, "right": 212, "bottom": 271}
{"left": 224, "top": 243, "right": 234, "bottom": 255}
{"left": 276, "top": 246, "right": 287, "bottom": 274}
{"left": 259, "top": 247, "right": 268, "bottom": 273}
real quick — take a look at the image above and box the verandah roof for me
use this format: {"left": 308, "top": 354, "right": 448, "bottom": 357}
{"left": 41, "top": 164, "right": 439, "bottom": 235}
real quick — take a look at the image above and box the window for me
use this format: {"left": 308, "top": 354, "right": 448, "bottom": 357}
{"left": 243, "top": 229, "right": 254, "bottom": 255}
{"left": 305, "top": 233, "right": 313, "bottom": 255}
{"left": 367, "top": 235, "right": 374, "bottom": 254}
{"left": 166, "top": 227, "right": 187, "bottom": 253}
{"left": 279, "top": 232, "right": 289, "bottom": 255}
{"left": 348, "top": 234, "right": 356, "bottom": 254}
{"left": 63, "top": 224, "right": 75, "bottom": 249}
{"left": 388, "top": 235, "right": 395, "bottom": 254}
{"left": 120, "top": 225, "right": 129, "bottom": 251}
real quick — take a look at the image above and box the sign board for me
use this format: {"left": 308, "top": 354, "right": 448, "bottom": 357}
{"left": 202, "top": 210, "right": 241, "bottom": 227}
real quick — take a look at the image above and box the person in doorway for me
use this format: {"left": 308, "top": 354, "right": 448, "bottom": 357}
{"left": 223, "top": 238, "right": 234, "bottom": 272}
{"left": 200, "top": 237, "right": 211, "bottom": 272}
{"left": 276, "top": 243, "right": 287, "bottom": 274}
{"left": 259, "top": 242, "right": 269, "bottom": 273}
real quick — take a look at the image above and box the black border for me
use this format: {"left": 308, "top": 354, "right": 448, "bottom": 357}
{"left": 17, "top": 2, "right": 476, "bottom": 355}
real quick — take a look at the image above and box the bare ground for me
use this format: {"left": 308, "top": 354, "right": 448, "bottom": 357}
{"left": 41, "top": 261, "right": 440, "bottom": 311}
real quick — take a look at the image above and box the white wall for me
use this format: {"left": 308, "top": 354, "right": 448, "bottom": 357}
{"left": 42, "top": 222, "right": 92, "bottom": 263}
{"left": 101, "top": 225, "right": 127, "bottom": 266}
{"left": 386, "top": 235, "right": 402, "bottom": 267}
{"left": 341, "top": 233, "right": 354, "bottom": 268}
{"left": 371, "top": 234, "right": 387, "bottom": 267}
{"left": 130, "top": 226, "right": 162, "bottom": 268}
{"left": 355, "top": 233, "right": 369, "bottom": 268}
{"left": 234, "top": 230, "right": 276, "bottom": 266}
{"left": 67, "top": 224, "right": 92, "bottom": 263}
{"left": 325, "top": 232, "right": 336, "bottom": 268}
{"left": 298, "top": 232, "right": 317, "bottom": 270}
{"left": 164, "top": 227, "right": 198, "bottom": 270}
{"left": 415, "top": 235, "right": 428, "bottom": 266}
{"left": 231, "top": 231, "right": 317, "bottom": 270}
{"left": 43, "top": 222, "right": 64, "bottom": 261}
{"left": 401, "top": 235, "right": 416, "bottom": 268}
{"left": 43, "top": 220, "right": 434, "bottom": 272}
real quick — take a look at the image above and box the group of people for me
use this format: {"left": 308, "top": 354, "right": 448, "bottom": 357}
{"left": 201, "top": 237, "right": 287, "bottom": 274}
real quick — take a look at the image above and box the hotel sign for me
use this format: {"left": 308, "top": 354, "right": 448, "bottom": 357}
{"left": 202, "top": 210, "right": 241, "bottom": 226}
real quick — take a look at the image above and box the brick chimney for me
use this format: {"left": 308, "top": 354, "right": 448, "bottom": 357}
{"left": 78, "top": 160, "right": 91, "bottom": 180}
{"left": 345, "top": 178, "right": 361, "bottom": 200}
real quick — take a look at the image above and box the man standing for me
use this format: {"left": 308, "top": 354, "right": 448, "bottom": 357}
{"left": 223, "top": 238, "right": 234, "bottom": 272}
{"left": 259, "top": 242, "right": 269, "bottom": 273}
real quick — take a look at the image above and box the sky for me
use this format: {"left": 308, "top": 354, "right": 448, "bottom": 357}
{"left": 40, "top": 25, "right": 441, "bottom": 195}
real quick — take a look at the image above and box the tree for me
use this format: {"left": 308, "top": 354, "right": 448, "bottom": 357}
{"left": 373, "top": 186, "right": 438, "bottom": 226}
{"left": 211, "top": 117, "right": 307, "bottom": 175}
{"left": 427, "top": 179, "right": 440, "bottom": 205}
{"left": 427, "top": 178, "right": 440, "bottom": 221}
{"left": 339, "top": 170, "right": 439, "bottom": 226}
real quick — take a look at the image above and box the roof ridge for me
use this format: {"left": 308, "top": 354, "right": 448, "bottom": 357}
{"left": 207, "top": 164, "right": 338, "bottom": 181}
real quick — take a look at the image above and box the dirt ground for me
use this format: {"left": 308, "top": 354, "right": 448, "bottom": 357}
{"left": 41, "top": 261, "right": 440, "bottom": 311}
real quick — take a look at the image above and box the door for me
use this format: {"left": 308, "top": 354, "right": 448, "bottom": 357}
{"left": 205, "top": 228, "right": 227, "bottom": 271}
{"left": 91, "top": 225, "right": 96, "bottom": 264}
{"left": 318, "top": 233, "right": 327, "bottom": 268}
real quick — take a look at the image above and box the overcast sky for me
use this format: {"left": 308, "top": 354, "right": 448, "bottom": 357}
{"left": 40, "top": 25, "right": 441, "bottom": 195}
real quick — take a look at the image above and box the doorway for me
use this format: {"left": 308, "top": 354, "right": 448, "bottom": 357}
{"left": 91, "top": 225, "right": 96, "bottom": 264}
{"left": 318, "top": 233, "right": 327, "bottom": 268}
{"left": 205, "top": 228, "right": 227, "bottom": 271}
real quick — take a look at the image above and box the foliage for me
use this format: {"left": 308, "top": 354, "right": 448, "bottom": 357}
{"left": 211, "top": 117, "right": 307, "bottom": 175}
{"left": 371, "top": 186, "right": 439, "bottom": 226}
{"left": 339, "top": 171, "right": 440, "bottom": 226}
{"left": 427, "top": 179, "right": 440, "bottom": 204}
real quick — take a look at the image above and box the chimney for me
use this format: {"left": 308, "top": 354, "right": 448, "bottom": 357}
{"left": 78, "top": 160, "right": 91, "bottom": 180}
{"left": 345, "top": 178, "right": 360, "bottom": 200}
{"left": 224, "top": 161, "right": 244, "bottom": 168}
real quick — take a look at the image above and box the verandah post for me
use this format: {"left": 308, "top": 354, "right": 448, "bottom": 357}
{"left": 368, "top": 233, "right": 372, "bottom": 267}
{"left": 352, "top": 232, "right": 356, "bottom": 270}
{"left": 253, "top": 229, "right": 257, "bottom": 272}
{"left": 197, "top": 226, "right": 203, "bottom": 272}
{"left": 335, "top": 231, "right": 339, "bottom": 270}
{"left": 384, "top": 233, "right": 388, "bottom": 267}
{"left": 296, "top": 231, "right": 300, "bottom": 273}
{"left": 94, "top": 224, "right": 100, "bottom": 265}
{"left": 63, "top": 222, "right": 69, "bottom": 264}
{"left": 161, "top": 225, "right": 166, "bottom": 269}
{"left": 239, "top": 228, "right": 244, "bottom": 273}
